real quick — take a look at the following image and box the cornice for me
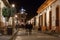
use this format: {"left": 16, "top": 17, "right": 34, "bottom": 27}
{"left": 37, "top": 0, "right": 57, "bottom": 14}
{"left": 2, "top": 0, "right": 11, "bottom": 8}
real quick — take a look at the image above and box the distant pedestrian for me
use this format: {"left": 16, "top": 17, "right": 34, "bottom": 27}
{"left": 25, "top": 23, "right": 29, "bottom": 32}
{"left": 15, "top": 24, "right": 19, "bottom": 30}
{"left": 25, "top": 23, "right": 33, "bottom": 35}
{"left": 28, "top": 23, "right": 33, "bottom": 35}
{"left": 38, "top": 25, "right": 41, "bottom": 31}
{"left": 21, "top": 24, "right": 25, "bottom": 29}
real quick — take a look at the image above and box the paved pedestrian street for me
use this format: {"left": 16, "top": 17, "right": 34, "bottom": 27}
{"left": 15, "top": 29, "right": 60, "bottom": 40}
{"left": 0, "top": 35, "right": 11, "bottom": 40}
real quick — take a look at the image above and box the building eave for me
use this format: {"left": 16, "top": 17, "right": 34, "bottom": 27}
{"left": 37, "top": 0, "right": 57, "bottom": 14}
{"left": 2, "top": 0, "right": 11, "bottom": 8}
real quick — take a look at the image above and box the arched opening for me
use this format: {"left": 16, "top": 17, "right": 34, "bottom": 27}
{"left": 49, "top": 11, "right": 52, "bottom": 30}
{"left": 41, "top": 15, "right": 43, "bottom": 26}
{"left": 34, "top": 17, "right": 36, "bottom": 29}
{"left": 45, "top": 13, "right": 47, "bottom": 27}
{"left": 56, "top": 6, "right": 59, "bottom": 26}
{"left": 40, "top": 15, "right": 43, "bottom": 31}
{"left": 38, "top": 16, "right": 41, "bottom": 31}
{"left": 34, "top": 17, "right": 36, "bottom": 26}
{"left": 45, "top": 13, "right": 47, "bottom": 30}
{"left": 56, "top": 6, "right": 59, "bottom": 32}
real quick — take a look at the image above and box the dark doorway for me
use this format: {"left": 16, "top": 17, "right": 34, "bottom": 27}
{"left": 56, "top": 6, "right": 59, "bottom": 26}
{"left": 34, "top": 17, "right": 36, "bottom": 26}
{"left": 45, "top": 13, "right": 47, "bottom": 30}
{"left": 38, "top": 16, "right": 41, "bottom": 31}
{"left": 56, "top": 6, "right": 59, "bottom": 32}
{"left": 49, "top": 11, "right": 52, "bottom": 30}
{"left": 41, "top": 15, "right": 43, "bottom": 26}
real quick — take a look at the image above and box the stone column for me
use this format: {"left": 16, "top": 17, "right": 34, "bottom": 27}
{"left": 42, "top": 13, "right": 46, "bottom": 32}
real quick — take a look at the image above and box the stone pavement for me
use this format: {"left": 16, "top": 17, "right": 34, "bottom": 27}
{"left": 14, "top": 29, "right": 60, "bottom": 40}
{"left": 0, "top": 28, "right": 18, "bottom": 40}
{"left": 0, "top": 35, "right": 11, "bottom": 40}
{"left": 43, "top": 31, "right": 60, "bottom": 37}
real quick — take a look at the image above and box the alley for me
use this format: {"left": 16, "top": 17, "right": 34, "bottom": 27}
{"left": 14, "top": 29, "right": 60, "bottom": 40}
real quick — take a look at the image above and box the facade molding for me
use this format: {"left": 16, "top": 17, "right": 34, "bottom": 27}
{"left": 37, "top": 0, "right": 57, "bottom": 14}
{"left": 0, "top": 0, "right": 10, "bottom": 27}
{"left": 2, "top": 0, "right": 11, "bottom": 8}
{"left": 29, "top": 0, "right": 60, "bottom": 32}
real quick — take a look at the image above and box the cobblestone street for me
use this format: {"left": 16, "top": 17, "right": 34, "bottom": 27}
{"left": 0, "top": 35, "right": 11, "bottom": 40}
{"left": 15, "top": 29, "right": 60, "bottom": 40}
{"left": 0, "top": 0, "right": 60, "bottom": 40}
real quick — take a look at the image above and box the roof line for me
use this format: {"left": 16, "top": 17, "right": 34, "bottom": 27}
{"left": 2, "top": 0, "right": 11, "bottom": 8}
{"left": 37, "top": 0, "right": 57, "bottom": 14}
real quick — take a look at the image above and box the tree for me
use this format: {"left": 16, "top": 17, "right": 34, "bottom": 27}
{"left": 2, "top": 7, "right": 15, "bottom": 21}
{"left": 2, "top": 7, "right": 9, "bottom": 17}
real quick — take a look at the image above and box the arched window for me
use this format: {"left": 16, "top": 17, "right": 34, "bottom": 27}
{"left": 56, "top": 6, "right": 59, "bottom": 26}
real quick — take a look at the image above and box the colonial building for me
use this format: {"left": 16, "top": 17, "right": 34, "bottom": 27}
{"left": 29, "top": 0, "right": 60, "bottom": 33}
{"left": 0, "top": 0, "right": 10, "bottom": 28}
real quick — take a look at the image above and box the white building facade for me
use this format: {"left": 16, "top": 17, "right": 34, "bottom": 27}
{"left": 29, "top": 0, "right": 60, "bottom": 33}
{"left": 0, "top": 0, "right": 10, "bottom": 27}
{"left": 0, "top": 0, "right": 6, "bottom": 27}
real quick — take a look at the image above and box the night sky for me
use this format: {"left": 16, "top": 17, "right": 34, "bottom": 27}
{"left": 8, "top": 0, "right": 45, "bottom": 20}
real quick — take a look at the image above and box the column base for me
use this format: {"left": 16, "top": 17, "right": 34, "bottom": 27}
{"left": 41, "top": 26, "right": 47, "bottom": 32}
{"left": 47, "top": 26, "right": 52, "bottom": 31}
{"left": 55, "top": 26, "right": 60, "bottom": 33}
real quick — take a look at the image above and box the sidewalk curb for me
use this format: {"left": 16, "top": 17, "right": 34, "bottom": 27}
{"left": 42, "top": 32, "right": 60, "bottom": 37}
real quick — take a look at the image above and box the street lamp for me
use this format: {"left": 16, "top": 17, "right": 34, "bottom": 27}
{"left": 11, "top": 4, "right": 16, "bottom": 35}
{"left": 15, "top": 15, "right": 17, "bottom": 18}
{"left": 12, "top": 4, "right": 15, "bottom": 8}
{"left": 10, "top": 4, "right": 16, "bottom": 17}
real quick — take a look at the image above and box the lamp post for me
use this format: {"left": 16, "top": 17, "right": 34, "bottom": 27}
{"left": 11, "top": 4, "right": 15, "bottom": 25}
{"left": 11, "top": 4, "right": 15, "bottom": 35}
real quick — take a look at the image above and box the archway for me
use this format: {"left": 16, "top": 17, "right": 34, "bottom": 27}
{"left": 56, "top": 6, "right": 59, "bottom": 32}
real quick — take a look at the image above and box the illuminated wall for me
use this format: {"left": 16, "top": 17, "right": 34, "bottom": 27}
{"left": 35, "top": 16, "right": 39, "bottom": 28}
{"left": 0, "top": 0, "right": 6, "bottom": 27}
{"left": 8, "top": 17, "right": 13, "bottom": 25}
{"left": 27, "top": 0, "right": 60, "bottom": 31}
{"left": 51, "top": 0, "right": 60, "bottom": 31}
{"left": 0, "top": 0, "right": 6, "bottom": 16}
